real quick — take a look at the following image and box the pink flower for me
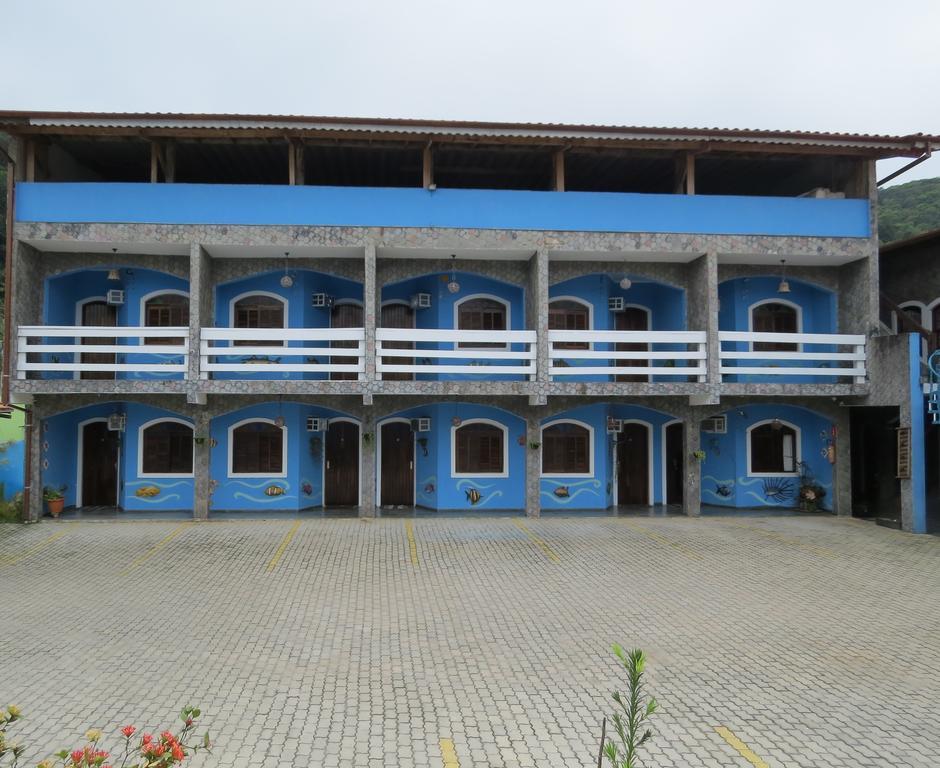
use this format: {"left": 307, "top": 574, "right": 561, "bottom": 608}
{"left": 171, "top": 743, "right": 185, "bottom": 761}
{"left": 121, "top": 726, "right": 136, "bottom": 739}
{"left": 71, "top": 750, "right": 84, "bottom": 765}
{"left": 141, "top": 733, "right": 153, "bottom": 745}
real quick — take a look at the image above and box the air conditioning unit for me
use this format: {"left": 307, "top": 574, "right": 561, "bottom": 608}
{"left": 107, "top": 413, "right": 126, "bottom": 432}
{"left": 311, "top": 293, "right": 333, "bottom": 308}
{"left": 411, "top": 418, "right": 431, "bottom": 432}
{"left": 701, "top": 416, "right": 727, "bottom": 434}
{"left": 106, "top": 289, "right": 125, "bottom": 306}
{"left": 306, "top": 417, "right": 326, "bottom": 432}
{"left": 608, "top": 296, "right": 625, "bottom": 312}
{"left": 606, "top": 417, "right": 623, "bottom": 434}
{"left": 410, "top": 293, "right": 432, "bottom": 309}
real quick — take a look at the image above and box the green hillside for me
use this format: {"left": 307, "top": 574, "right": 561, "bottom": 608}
{"left": 878, "top": 177, "right": 940, "bottom": 243}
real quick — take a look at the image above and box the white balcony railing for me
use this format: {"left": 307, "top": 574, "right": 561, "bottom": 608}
{"left": 718, "top": 331, "right": 866, "bottom": 383}
{"left": 548, "top": 330, "right": 707, "bottom": 381}
{"left": 15, "top": 325, "right": 189, "bottom": 378}
{"left": 376, "top": 328, "right": 537, "bottom": 379}
{"left": 201, "top": 327, "right": 365, "bottom": 379}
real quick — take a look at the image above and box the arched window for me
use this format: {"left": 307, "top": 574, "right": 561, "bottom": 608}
{"left": 548, "top": 298, "right": 590, "bottom": 350}
{"left": 751, "top": 301, "right": 799, "bottom": 352}
{"left": 140, "top": 419, "right": 193, "bottom": 476}
{"left": 232, "top": 293, "right": 285, "bottom": 347}
{"left": 229, "top": 419, "right": 286, "bottom": 476}
{"left": 144, "top": 292, "right": 189, "bottom": 346}
{"left": 453, "top": 420, "right": 507, "bottom": 476}
{"left": 541, "top": 421, "right": 592, "bottom": 475}
{"left": 748, "top": 420, "right": 799, "bottom": 475}
{"left": 456, "top": 296, "right": 508, "bottom": 349}
{"left": 898, "top": 303, "right": 924, "bottom": 332}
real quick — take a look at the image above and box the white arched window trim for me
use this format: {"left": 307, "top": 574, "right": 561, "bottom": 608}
{"left": 746, "top": 419, "right": 801, "bottom": 478}
{"left": 925, "top": 297, "right": 940, "bottom": 330}
{"left": 893, "top": 300, "right": 928, "bottom": 332}
{"left": 228, "top": 290, "right": 288, "bottom": 347}
{"left": 540, "top": 418, "right": 595, "bottom": 478}
{"left": 227, "top": 417, "right": 288, "bottom": 478}
{"left": 450, "top": 417, "right": 509, "bottom": 478}
{"left": 137, "top": 416, "right": 194, "bottom": 478}
{"left": 549, "top": 295, "right": 594, "bottom": 350}
{"left": 453, "top": 293, "right": 512, "bottom": 350}
{"left": 747, "top": 298, "right": 803, "bottom": 352}
{"left": 139, "top": 288, "right": 190, "bottom": 323}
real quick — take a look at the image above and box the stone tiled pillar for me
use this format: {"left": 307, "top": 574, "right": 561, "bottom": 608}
{"left": 687, "top": 251, "right": 720, "bottom": 401}
{"left": 832, "top": 406, "right": 852, "bottom": 517}
{"left": 524, "top": 410, "right": 541, "bottom": 517}
{"left": 359, "top": 411, "right": 377, "bottom": 518}
{"left": 681, "top": 405, "right": 702, "bottom": 517}
{"left": 527, "top": 248, "right": 550, "bottom": 405}
{"left": 363, "top": 242, "right": 377, "bottom": 392}
{"left": 188, "top": 244, "right": 212, "bottom": 404}
{"left": 192, "top": 408, "right": 212, "bottom": 521}
{"left": 25, "top": 402, "right": 43, "bottom": 522}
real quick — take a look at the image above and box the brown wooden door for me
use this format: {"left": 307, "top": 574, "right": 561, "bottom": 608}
{"left": 324, "top": 420, "right": 359, "bottom": 507}
{"left": 81, "top": 420, "right": 119, "bottom": 507}
{"left": 81, "top": 301, "right": 117, "bottom": 380}
{"left": 381, "top": 421, "right": 414, "bottom": 507}
{"left": 614, "top": 307, "right": 648, "bottom": 382}
{"left": 331, "top": 303, "right": 363, "bottom": 381}
{"left": 665, "top": 422, "right": 683, "bottom": 506}
{"left": 380, "top": 303, "right": 415, "bottom": 381}
{"left": 617, "top": 422, "right": 649, "bottom": 506}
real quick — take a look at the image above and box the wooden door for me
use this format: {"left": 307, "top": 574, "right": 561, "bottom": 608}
{"left": 81, "top": 421, "right": 119, "bottom": 507}
{"left": 331, "top": 303, "right": 363, "bottom": 381}
{"left": 81, "top": 301, "right": 117, "bottom": 380}
{"left": 380, "top": 304, "right": 415, "bottom": 381}
{"left": 324, "top": 420, "right": 359, "bottom": 507}
{"left": 614, "top": 307, "right": 648, "bottom": 382}
{"left": 380, "top": 421, "right": 414, "bottom": 507}
{"left": 617, "top": 423, "right": 649, "bottom": 506}
{"left": 665, "top": 422, "right": 683, "bottom": 506}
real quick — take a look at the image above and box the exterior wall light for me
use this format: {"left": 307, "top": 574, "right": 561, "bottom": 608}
{"left": 107, "top": 268, "right": 121, "bottom": 281}
{"left": 280, "top": 251, "right": 294, "bottom": 288}
{"left": 447, "top": 253, "right": 460, "bottom": 293}
{"left": 777, "top": 259, "right": 791, "bottom": 293}
{"left": 619, "top": 276, "right": 632, "bottom": 290}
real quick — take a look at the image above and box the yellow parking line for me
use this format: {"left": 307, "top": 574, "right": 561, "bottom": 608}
{"left": 0, "top": 528, "right": 71, "bottom": 567}
{"left": 439, "top": 738, "right": 460, "bottom": 768}
{"left": 266, "top": 520, "right": 301, "bottom": 572}
{"left": 120, "top": 523, "right": 191, "bottom": 575}
{"left": 513, "top": 519, "right": 560, "bottom": 563}
{"left": 715, "top": 726, "right": 769, "bottom": 768}
{"left": 622, "top": 519, "right": 703, "bottom": 561}
{"left": 405, "top": 520, "right": 419, "bottom": 566}
{"left": 723, "top": 520, "right": 836, "bottom": 559}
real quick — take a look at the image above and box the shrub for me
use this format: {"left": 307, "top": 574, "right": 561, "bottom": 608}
{"left": 602, "top": 646, "right": 658, "bottom": 768}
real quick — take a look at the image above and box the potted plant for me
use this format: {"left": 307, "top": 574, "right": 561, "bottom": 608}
{"left": 43, "top": 486, "right": 66, "bottom": 518}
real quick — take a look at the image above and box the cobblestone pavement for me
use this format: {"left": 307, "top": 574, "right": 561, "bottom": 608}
{"left": 2, "top": 515, "right": 939, "bottom": 768}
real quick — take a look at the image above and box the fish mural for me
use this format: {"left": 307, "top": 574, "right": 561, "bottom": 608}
{"left": 424, "top": 482, "right": 436, "bottom": 494}
{"left": 553, "top": 486, "right": 570, "bottom": 498}
{"left": 715, "top": 483, "right": 733, "bottom": 498}
{"left": 540, "top": 478, "right": 602, "bottom": 505}
{"left": 264, "top": 485, "right": 286, "bottom": 497}
{"left": 135, "top": 485, "right": 161, "bottom": 498}
{"left": 228, "top": 479, "right": 297, "bottom": 504}
{"left": 454, "top": 479, "right": 503, "bottom": 507}
{"left": 761, "top": 477, "right": 794, "bottom": 503}
{"left": 702, "top": 476, "right": 736, "bottom": 503}
{"left": 125, "top": 480, "right": 190, "bottom": 506}
{"left": 301, "top": 482, "right": 313, "bottom": 496}
{"left": 465, "top": 487, "right": 483, "bottom": 505}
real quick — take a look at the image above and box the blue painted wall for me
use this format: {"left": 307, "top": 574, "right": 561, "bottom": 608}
{"left": 539, "top": 403, "right": 679, "bottom": 510}
{"left": 909, "top": 333, "right": 927, "bottom": 533}
{"left": 381, "top": 272, "right": 526, "bottom": 381}
{"left": 16, "top": 182, "right": 871, "bottom": 238}
{"left": 380, "top": 402, "right": 526, "bottom": 510}
{"left": 549, "top": 274, "right": 686, "bottom": 382}
{"left": 0, "top": 410, "right": 25, "bottom": 503}
{"left": 699, "top": 404, "right": 834, "bottom": 510}
{"left": 718, "top": 276, "right": 837, "bottom": 383}
{"left": 213, "top": 270, "right": 362, "bottom": 380}
{"left": 42, "top": 268, "right": 189, "bottom": 380}
{"left": 209, "top": 402, "right": 358, "bottom": 511}
{"left": 41, "top": 402, "right": 195, "bottom": 511}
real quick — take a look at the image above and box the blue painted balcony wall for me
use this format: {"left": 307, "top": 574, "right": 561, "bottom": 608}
{"left": 539, "top": 403, "right": 678, "bottom": 510}
{"left": 209, "top": 402, "right": 358, "bottom": 511}
{"left": 17, "top": 182, "right": 871, "bottom": 238}
{"left": 699, "top": 404, "right": 834, "bottom": 510}
{"left": 718, "top": 277, "right": 837, "bottom": 383}
{"left": 213, "top": 270, "right": 362, "bottom": 381}
{"left": 41, "top": 268, "right": 189, "bottom": 380}
{"left": 549, "top": 275, "right": 687, "bottom": 382}
{"left": 381, "top": 272, "right": 526, "bottom": 381}
{"left": 41, "top": 402, "right": 195, "bottom": 511}
{"left": 380, "top": 403, "right": 526, "bottom": 510}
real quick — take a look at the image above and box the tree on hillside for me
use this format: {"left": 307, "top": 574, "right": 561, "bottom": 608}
{"left": 878, "top": 177, "right": 940, "bottom": 243}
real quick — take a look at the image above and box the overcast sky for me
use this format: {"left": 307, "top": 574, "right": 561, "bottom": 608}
{"left": 4, "top": 0, "right": 939, "bottom": 185}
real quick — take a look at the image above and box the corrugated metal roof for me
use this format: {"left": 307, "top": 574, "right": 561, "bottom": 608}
{"left": 0, "top": 110, "right": 936, "bottom": 156}
{"left": 880, "top": 226, "right": 940, "bottom": 253}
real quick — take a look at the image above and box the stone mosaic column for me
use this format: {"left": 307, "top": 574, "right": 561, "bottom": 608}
{"left": 359, "top": 412, "right": 377, "bottom": 518}
{"left": 681, "top": 405, "right": 702, "bottom": 517}
{"left": 687, "top": 251, "right": 720, "bottom": 400}
{"left": 26, "top": 402, "right": 43, "bottom": 522}
{"left": 363, "top": 242, "right": 377, "bottom": 388}
{"left": 192, "top": 408, "right": 211, "bottom": 521}
{"left": 524, "top": 409, "right": 541, "bottom": 518}
{"left": 188, "top": 244, "right": 212, "bottom": 403}
{"left": 527, "top": 248, "right": 550, "bottom": 404}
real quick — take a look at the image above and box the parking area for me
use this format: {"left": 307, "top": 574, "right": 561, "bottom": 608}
{"left": 2, "top": 514, "right": 938, "bottom": 768}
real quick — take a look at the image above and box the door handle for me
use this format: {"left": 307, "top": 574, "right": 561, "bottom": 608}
{"left": 326, "top": 461, "right": 331, "bottom": 470}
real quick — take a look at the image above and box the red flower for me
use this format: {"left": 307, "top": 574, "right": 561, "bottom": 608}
{"left": 71, "top": 750, "right": 84, "bottom": 765}
{"left": 161, "top": 731, "right": 175, "bottom": 744}
{"left": 184, "top": 718, "right": 193, "bottom": 727}
{"left": 171, "top": 744, "right": 185, "bottom": 761}
{"left": 152, "top": 744, "right": 166, "bottom": 757}
{"left": 121, "top": 726, "right": 136, "bottom": 738}
{"left": 141, "top": 733, "right": 153, "bottom": 745}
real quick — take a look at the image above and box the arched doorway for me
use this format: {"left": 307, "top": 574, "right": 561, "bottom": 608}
{"left": 380, "top": 303, "right": 415, "bottom": 381}
{"left": 79, "top": 419, "right": 120, "bottom": 507}
{"left": 79, "top": 300, "right": 117, "bottom": 380}
{"left": 331, "top": 303, "right": 364, "bottom": 381}
{"left": 324, "top": 419, "right": 360, "bottom": 507}
{"left": 616, "top": 422, "right": 650, "bottom": 506}
{"left": 614, "top": 307, "right": 649, "bottom": 382}
{"left": 379, "top": 420, "right": 414, "bottom": 507}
